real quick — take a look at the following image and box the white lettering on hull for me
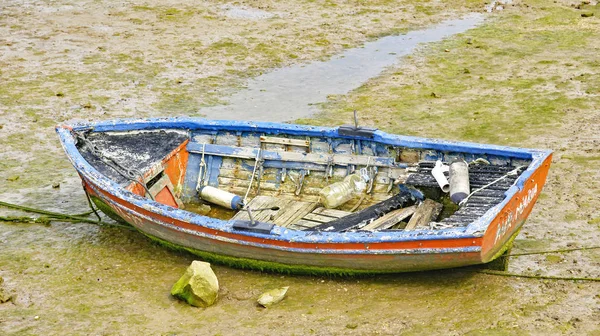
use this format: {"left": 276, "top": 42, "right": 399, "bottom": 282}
{"left": 495, "top": 184, "right": 538, "bottom": 244}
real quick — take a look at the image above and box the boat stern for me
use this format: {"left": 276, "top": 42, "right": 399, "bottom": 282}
{"left": 479, "top": 150, "right": 553, "bottom": 263}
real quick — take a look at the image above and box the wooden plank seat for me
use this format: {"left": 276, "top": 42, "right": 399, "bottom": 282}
{"left": 232, "top": 196, "right": 317, "bottom": 228}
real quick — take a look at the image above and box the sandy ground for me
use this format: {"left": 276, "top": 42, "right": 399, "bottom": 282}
{"left": 1, "top": 0, "right": 599, "bottom": 335}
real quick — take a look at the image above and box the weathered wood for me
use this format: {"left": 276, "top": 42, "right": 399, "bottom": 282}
{"left": 362, "top": 205, "right": 417, "bottom": 231}
{"left": 303, "top": 213, "right": 340, "bottom": 224}
{"left": 311, "top": 207, "right": 352, "bottom": 218}
{"left": 256, "top": 199, "right": 292, "bottom": 222}
{"left": 273, "top": 201, "right": 317, "bottom": 226}
{"left": 260, "top": 136, "right": 310, "bottom": 148}
{"left": 146, "top": 174, "right": 184, "bottom": 208}
{"left": 232, "top": 196, "right": 317, "bottom": 227}
{"left": 404, "top": 199, "right": 443, "bottom": 230}
{"left": 287, "top": 206, "right": 354, "bottom": 230}
{"left": 232, "top": 196, "right": 273, "bottom": 222}
{"left": 187, "top": 143, "right": 397, "bottom": 168}
{"left": 289, "top": 219, "right": 323, "bottom": 230}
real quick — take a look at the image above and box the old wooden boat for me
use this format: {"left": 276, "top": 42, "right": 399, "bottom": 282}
{"left": 56, "top": 118, "right": 552, "bottom": 275}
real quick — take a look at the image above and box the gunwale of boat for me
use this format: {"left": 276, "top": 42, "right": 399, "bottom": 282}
{"left": 56, "top": 117, "right": 552, "bottom": 246}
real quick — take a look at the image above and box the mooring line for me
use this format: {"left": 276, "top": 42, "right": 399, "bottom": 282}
{"left": 507, "top": 246, "right": 600, "bottom": 257}
{"left": 0, "top": 199, "right": 134, "bottom": 230}
{"left": 477, "top": 269, "right": 600, "bottom": 282}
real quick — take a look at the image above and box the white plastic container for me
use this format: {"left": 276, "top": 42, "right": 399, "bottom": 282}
{"left": 198, "top": 186, "right": 244, "bottom": 210}
{"left": 319, "top": 174, "right": 364, "bottom": 209}
{"left": 449, "top": 160, "right": 470, "bottom": 204}
{"left": 431, "top": 160, "right": 450, "bottom": 193}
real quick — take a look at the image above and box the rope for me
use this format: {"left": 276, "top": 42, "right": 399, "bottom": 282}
{"left": 477, "top": 245, "right": 600, "bottom": 282}
{"left": 477, "top": 269, "right": 600, "bottom": 282}
{"left": 459, "top": 166, "right": 526, "bottom": 207}
{"left": 244, "top": 148, "right": 261, "bottom": 205}
{"left": 0, "top": 216, "right": 51, "bottom": 225}
{"left": 195, "top": 143, "right": 208, "bottom": 191}
{"left": 0, "top": 199, "right": 134, "bottom": 231}
{"left": 84, "top": 188, "right": 103, "bottom": 222}
{"left": 508, "top": 246, "right": 600, "bottom": 257}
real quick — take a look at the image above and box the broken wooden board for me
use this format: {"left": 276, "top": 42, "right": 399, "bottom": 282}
{"left": 361, "top": 205, "right": 417, "bottom": 231}
{"left": 404, "top": 199, "right": 443, "bottom": 230}
{"left": 231, "top": 196, "right": 317, "bottom": 227}
{"left": 287, "top": 207, "right": 352, "bottom": 231}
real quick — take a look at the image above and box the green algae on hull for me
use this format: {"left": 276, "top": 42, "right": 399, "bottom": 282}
{"left": 90, "top": 196, "right": 129, "bottom": 225}
{"left": 145, "top": 233, "right": 396, "bottom": 277}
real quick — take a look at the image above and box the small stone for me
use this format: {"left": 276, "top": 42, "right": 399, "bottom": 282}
{"left": 444, "top": 49, "right": 450, "bottom": 52}
{"left": 55, "top": 92, "right": 64, "bottom": 97}
{"left": 171, "top": 261, "right": 219, "bottom": 307}
{"left": 257, "top": 286, "right": 289, "bottom": 308}
{"left": 82, "top": 102, "right": 93, "bottom": 109}
{"left": 52, "top": 183, "right": 60, "bottom": 189}
{"left": 581, "top": 12, "right": 594, "bottom": 17}
{"left": 346, "top": 323, "right": 358, "bottom": 329}
{"left": 34, "top": 316, "right": 39, "bottom": 320}
{"left": 430, "top": 92, "right": 440, "bottom": 98}
{"left": 466, "top": 38, "right": 473, "bottom": 45}
{"left": 0, "top": 287, "right": 14, "bottom": 304}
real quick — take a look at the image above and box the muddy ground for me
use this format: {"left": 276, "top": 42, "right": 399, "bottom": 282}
{"left": 1, "top": 0, "right": 599, "bottom": 335}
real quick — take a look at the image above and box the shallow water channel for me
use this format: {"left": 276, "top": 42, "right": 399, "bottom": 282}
{"left": 201, "top": 14, "right": 483, "bottom": 122}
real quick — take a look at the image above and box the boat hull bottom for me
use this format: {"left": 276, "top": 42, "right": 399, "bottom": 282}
{"left": 88, "top": 185, "right": 485, "bottom": 275}
{"left": 144, "top": 233, "right": 484, "bottom": 276}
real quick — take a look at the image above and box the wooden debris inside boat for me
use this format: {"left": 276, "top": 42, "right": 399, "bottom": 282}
{"left": 75, "top": 127, "right": 530, "bottom": 232}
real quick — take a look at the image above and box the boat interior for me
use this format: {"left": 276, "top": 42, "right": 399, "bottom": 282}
{"left": 76, "top": 128, "right": 532, "bottom": 232}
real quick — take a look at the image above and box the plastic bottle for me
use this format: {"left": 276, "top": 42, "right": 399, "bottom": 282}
{"left": 319, "top": 174, "right": 364, "bottom": 209}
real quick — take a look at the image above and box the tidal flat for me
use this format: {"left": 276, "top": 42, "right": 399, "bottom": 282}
{"left": 1, "top": 0, "right": 599, "bottom": 335}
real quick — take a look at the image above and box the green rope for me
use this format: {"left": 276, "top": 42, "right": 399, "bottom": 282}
{"left": 83, "top": 190, "right": 103, "bottom": 222}
{"left": 0, "top": 215, "right": 52, "bottom": 225}
{"left": 478, "top": 269, "right": 600, "bottom": 282}
{"left": 507, "top": 246, "right": 600, "bottom": 257}
{"left": 0, "top": 199, "right": 134, "bottom": 231}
